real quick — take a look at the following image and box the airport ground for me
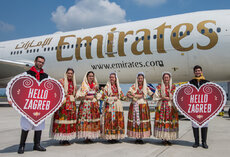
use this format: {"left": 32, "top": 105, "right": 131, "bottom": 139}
{"left": 0, "top": 98, "right": 230, "bottom": 157}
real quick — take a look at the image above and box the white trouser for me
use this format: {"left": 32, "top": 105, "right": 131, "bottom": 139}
{"left": 20, "top": 116, "right": 45, "bottom": 131}
{"left": 192, "top": 122, "right": 208, "bottom": 128}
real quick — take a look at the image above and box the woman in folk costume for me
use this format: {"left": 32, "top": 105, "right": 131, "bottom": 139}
{"left": 127, "top": 72, "right": 153, "bottom": 144}
{"left": 50, "top": 68, "right": 77, "bottom": 145}
{"left": 76, "top": 71, "right": 100, "bottom": 143}
{"left": 102, "top": 73, "right": 126, "bottom": 143}
{"left": 153, "top": 72, "right": 179, "bottom": 146}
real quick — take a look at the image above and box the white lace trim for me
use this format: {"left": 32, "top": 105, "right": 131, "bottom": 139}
{"left": 77, "top": 131, "right": 101, "bottom": 139}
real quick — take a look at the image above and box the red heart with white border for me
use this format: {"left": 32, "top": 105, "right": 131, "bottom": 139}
{"left": 173, "top": 82, "right": 226, "bottom": 127}
{"left": 6, "top": 73, "right": 64, "bottom": 126}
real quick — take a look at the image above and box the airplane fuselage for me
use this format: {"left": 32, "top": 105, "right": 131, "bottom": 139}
{"left": 0, "top": 10, "right": 230, "bottom": 86}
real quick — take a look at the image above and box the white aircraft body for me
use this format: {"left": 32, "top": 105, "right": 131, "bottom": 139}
{"left": 0, "top": 10, "right": 230, "bottom": 87}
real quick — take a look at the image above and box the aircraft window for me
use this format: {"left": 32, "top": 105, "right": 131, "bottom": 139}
{"left": 44, "top": 48, "right": 46, "bottom": 52}
{"left": 14, "top": 51, "right": 16, "bottom": 54}
{"left": 33, "top": 49, "right": 36, "bottom": 52}
{"left": 55, "top": 46, "right": 57, "bottom": 50}
{"left": 71, "top": 44, "right": 74, "bottom": 48}
{"left": 180, "top": 32, "right": 183, "bottom": 36}
{"left": 30, "top": 49, "right": 32, "bottom": 53}
{"left": 135, "top": 37, "right": 139, "bottom": 41}
{"left": 141, "top": 36, "right": 144, "bottom": 40}
{"left": 84, "top": 43, "right": 87, "bottom": 47}
{"left": 76, "top": 44, "right": 78, "bottom": 48}
{"left": 80, "top": 44, "right": 82, "bottom": 47}
{"left": 17, "top": 51, "right": 19, "bottom": 54}
{"left": 187, "top": 31, "right": 190, "bottom": 35}
{"left": 160, "top": 34, "right": 163, "bottom": 38}
{"left": 124, "top": 38, "right": 128, "bottom": 42}
{"left": 20, "top": 51, "right": 22, "bottom": 54}
{"left": 201, "top": 29, "right": 205, "bottom": 34}
{"left": 209, "top": 28, "right": 213, "bottom": 33}
{"left": 147, "top": 35, "right": 150, "bottom": 40}
{"left": 172, "top": 32, "right": 176, "bottom": 37}
{"left": 89, "top": 42, "right": 92, "bottom": 46}
{"left": 153, "top": 35, "right": 157, "bottom": 39}
{"left": 51, "top": 47, "right": 54, "bottom": 51}
{"left": 59, "top": 46, "right": 62, "bottom": 50}
{"left": 217, "top": 27, "right": 221, "bottom": 33}
{"left": 47, "top": 47, "right": 50, "bottom": 51}
{"left": 11, "top": 52, "right": 13, "bottom": 55}
{"left": 67, "top": 45, "right": 70, "bottom": 49}
{"left": 27, "top": 50, "right": 29, "bottom": 53}
{"left": 63, "top": 45, "right": 65, "bottom": 49}
{"left": 37, "top": 49, "right": 39, "bottom": 52}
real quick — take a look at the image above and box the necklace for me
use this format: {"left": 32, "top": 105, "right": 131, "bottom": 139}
{"left": 111, "top": 84, "right": 118, "bottom": 93}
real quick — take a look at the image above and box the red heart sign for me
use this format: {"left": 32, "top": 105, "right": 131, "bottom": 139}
{"left": 173, "top": 83, "right": 226, "bottom": 127}
{"left": 6, "top": 73, "right": 64, "bottom": 126}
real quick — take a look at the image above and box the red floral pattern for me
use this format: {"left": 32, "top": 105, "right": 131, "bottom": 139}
{"left": 103, "top": 85, "right": 125, "bottom": 139}
{"left": 154, "top": 84, "right": 179, "bottom": 140}
{"left": 52, "top": 79, "right": 77, "bottom": 140}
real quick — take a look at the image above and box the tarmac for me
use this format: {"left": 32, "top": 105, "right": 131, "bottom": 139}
{"left": 0, "top": 100, "right": 230, "bottom": 157}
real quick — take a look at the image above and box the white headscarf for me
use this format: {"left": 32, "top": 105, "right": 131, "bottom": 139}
{"left": 63, "top": 70, "right": 77, "bottom": 96}
{"left": 76, "top": 71, "right": 98, "bottom": 98}
{"left": 106, "top": 72, "right": 121, "bottom": 98}
{"left": 161, "top": 72, "right": 173, "bottom": 97}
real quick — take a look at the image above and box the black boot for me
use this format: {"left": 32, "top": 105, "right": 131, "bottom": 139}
{"left": 33, "top": 131, "right": 46, "bottom": 151}
{"left": 192, "top": 127, "right": 199, "bottom": 148}
{"left": 18, "top": 129, "right": 29, "bottom": 154}
{"left": 201, "top": 127, "right": 208, "bottom": 149}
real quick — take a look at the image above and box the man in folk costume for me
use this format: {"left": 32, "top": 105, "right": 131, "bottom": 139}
{"left": 76, "top": 71, "right": 101, "bottom": 143}
{"left": 127, "top": 72, "right": 153, "bottom": 144}
{"left": 102, "top": 73, "right": 126, "bottom": 143}
{"left": 189, "top": 65, "right": 209, "bottom": 149}
{"left": 50, "top": 68, "right": 77, "bottom": 145}
{"left": 17, "top": 56, "right": 47, "bottom": 154}
{"left": 153, "top": 72, "right": 179, "bottom": 146}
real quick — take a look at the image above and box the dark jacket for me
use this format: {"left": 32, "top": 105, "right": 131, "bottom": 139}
{"left": 26, "top": 70, "right": 48, "bottom": 82}
{"left": 189, "top": 79, "right": 209, "bottom": 89}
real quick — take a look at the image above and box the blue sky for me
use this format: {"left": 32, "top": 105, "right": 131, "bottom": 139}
{"left": 0, "top": 0, "right": 230, "bottom": 42}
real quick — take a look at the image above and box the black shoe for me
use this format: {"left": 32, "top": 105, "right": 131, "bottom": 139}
{"left": 63, "top": 141, "right": 71, "bottom": 145}
{"left": 108, "top": 140, "right": 114, "bottom": 144}
{"left": 138, "top": 139, "right": 144, "bottom": 144}
{"left": 192, "top": 127, "right": 199, "bottom": 148}
{"left": 112, "top": 140, "right": 119, "bottom": 143}
{"left": 33, "top": 131, "right": 46, "bottom": 151}
{"left": 18, "top": 130, "right": 29, "bottom": 154}
{"left": 135, "top": 139, "right": 140, "bottom": 144}
{"left": 17, "top": 145, "right": 25, "bottom": 154}
{"left": 84, "top": 139, "right": 93, "bottom": 144}
{"left": 162, "top": 140, "right": 168, "bottom": 146}
{"left": 60, "top": 140, "right": 71, "bottom": 145}
{"left": 166, "top": 141, "right": 172, "bottom": 146}
{"left": 193, "top": 143, "right": 199, "bottom": 148}
{"left": 202, "top": 142, "right": 208, "bottom": 149}
{"left": 135, "top": 139, "right": 144, "bottom": 144}
{"left": 201, "top": 127, "right": 208, "bottom": 149}
{"left": 33, "top": 144, "right": 46, "bottom": 151}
